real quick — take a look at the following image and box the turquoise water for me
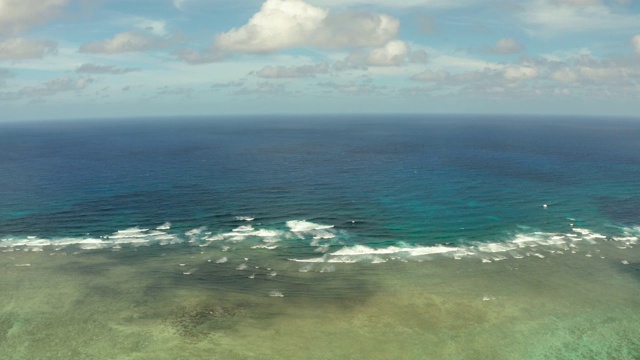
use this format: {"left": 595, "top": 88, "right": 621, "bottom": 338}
{"left": 1, "top": 115, "right": 639, "bottom": 359}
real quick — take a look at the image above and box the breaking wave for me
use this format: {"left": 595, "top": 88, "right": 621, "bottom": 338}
{"left": 1, "top": 219, "right": 637, "bottom": 269}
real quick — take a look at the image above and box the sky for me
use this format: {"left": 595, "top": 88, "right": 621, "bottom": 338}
{"left": 0, "top": 0, "right": 639, "bottom": 120}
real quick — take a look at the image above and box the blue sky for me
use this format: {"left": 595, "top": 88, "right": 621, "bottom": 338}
{"left": 1, "top": 0, "right": 639, "bottom": 120}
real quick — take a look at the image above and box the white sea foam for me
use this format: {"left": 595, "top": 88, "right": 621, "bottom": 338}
{"left": 250, "top": 229, "right": 281, "bottom": 238}
{"left": 235, "top": 216, "right": 255, "bottom": 221}
{"left": 251, "top": 244, "right": 278, "bottom": 250}
{"left": 613, "top": 226, "right": 639, "bottom": 246}
{"left": 204, "top": 234, "right": 225, "bottom": 242}
{"left": 0, "top": 225, "right": 184, "bottom": 250}
{"left": 331, "top": 245, "right": 401, "bottom": 256}
{"left": 110, "top": 227, "right": 149, "bottom": 239}
{"left": 156, "top": 222, "right": 171, "bottom": 230}
{"left": 312, "top": 230, "right": 336, "bottom": 240}
{"left": 286, "top": 225, "right": 634, "bottom": 264}
{"left": 185, "top": 227, "right": 207, "bottom": 237}
{"left": 289, "top": 257, "right": 327, "bottom": 263}
{"left": 1, "top": 220, "right": 636, "bottom": 271}
{"left": 58, "top": 238, "right": 108, "bottom": 250}
{"left": 477, "top": 242, "right": 516, "bottom": 253}
{"left": 183, "top": 268, "right": 198, "bottom": 275}
{"left": 226, "top": 235, "right": 248, "bottom": 243}
{"left": 286, "top": 220, "right": 334, "bottom": 233}
{"left": 232, "top": 225, "right": 254, "bottom": 232}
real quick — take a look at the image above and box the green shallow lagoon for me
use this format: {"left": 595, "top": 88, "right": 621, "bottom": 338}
{"left": 1, "top": 241, "right": 639, "bottom": 360}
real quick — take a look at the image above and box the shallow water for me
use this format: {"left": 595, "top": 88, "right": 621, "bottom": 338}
{"left": 1, "top": 236, "right": 639, "bottom": 359}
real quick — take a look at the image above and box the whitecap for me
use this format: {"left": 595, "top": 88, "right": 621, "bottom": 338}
{"left": 183, "top": 268, "right": 198, "bottom": 275}
{"left": 110, "top": 227, "right": 149, "bottom": 238}
{"left": 286, "top": 220, "right": 334, "bottom": 232}
{"left": 251, "top": 244, "right": 278, "bottom": 250}
{"left": 289, "top": 257, "right": 327, "bottom": 263}
{"left": 232, "top": 225, "right": 254, "bottom": 232}
{"left": 185, "top": 227, "right": 206, "bottom": 237}
{"left": 156, "top": 222, "right": 171, "bottom": 230}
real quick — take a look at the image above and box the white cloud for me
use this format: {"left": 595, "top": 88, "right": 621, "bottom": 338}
{"left": 232, "top": 81, "right": 293, "bottom": 96}
{"left": 430, "top": 54, "right": 503, "bottom": 72}
{"left": 489, "top": 38, "right": 523, "bottom": 54}
{"left": 0, "top": 0, "right": 70, "bottom": 35}
{"left": 520, "top": 0, "right": 640, "bottom": 35}
{"left": 212, "top": 80, "right": 244, "bottom": 89}
{"left": 157, "top": 86, "right": 194, "bottom": 98}
{"left": 76, "top": 63, "right": 139, "bottom": 74}
{"left": 23, "top": 76, "right": 93, "bottom": 97}
{"left": 551, "top": 0, "right": 601, "bottom": 6}
{"left": 215, "top": 0, "right": 399, "bottom": 53}
{"left": 311, "top": 0, "right": 478, "bottom": 9}
{"left": 176, "top": 48, "right": 225, "bottom": 64}
{"left": 0, "top": 37, "right": 56, "bottom": 60}
{"left": 411, "top": 70, "right": 451, "bottom": 82}
{"left": 551, "top": 67, "right": 580, "bottom": 82}
{"left": 367, "top": 40, "right": 409, "bottom": 66}
{"left": 503, "top": 65, "right": 539, "bottom": 80}
{"left": 408, "top": 49, "right": 429, "bottom": 64}
{"left": 633, "top": 35, "right": 640, "bottom": 56}
{"left": 540, "top": 47, "right": 592, "bottom": 62}
{"left": 317, "top": 79, "right": 386, "bottom": 95}
{"left": 173, "top": 0, "right": 188, "bottom": 11}
{"left": 216, "top": 0, "right": 326, "bottom": 53}
{"left": 410, "top": 52, "right": 640, "bottom": 103}
{"left": 578, "top": 62, "right": 636, "bottom": 84}
{"left": 411, "top": 68, "right": 505, "bottom": 89}
{"left": 576, "top": 65, "right": 626, "bottom": 81}
{"left": 256, "top": 62, "right": 330, "bottom": 78}
{"left": 334, "top": 41, "right": 426, "bottom": 69}
{"left": 123, "top": 17, "right": 168, "bottom": 37}
{"left": 79, "top": 31, "right": 174, "bottom": 54}
{"left": 545, "top": 54, "right": 640, "bottom": 85}
{"left": 0, "top": 75, "right": 93, "bottom": 101}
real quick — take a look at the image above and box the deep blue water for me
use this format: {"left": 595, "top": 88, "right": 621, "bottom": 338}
{"left": 1, "top": 115, "right": 639, "bottom": 251}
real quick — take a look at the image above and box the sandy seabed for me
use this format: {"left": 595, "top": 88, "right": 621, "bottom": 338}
{"left": 1, "top": 240, "right": 639, "bottom": 360}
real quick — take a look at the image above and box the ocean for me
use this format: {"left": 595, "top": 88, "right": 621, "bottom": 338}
{"left": 1, "top": 115, "right": 639, "bottom": 359}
